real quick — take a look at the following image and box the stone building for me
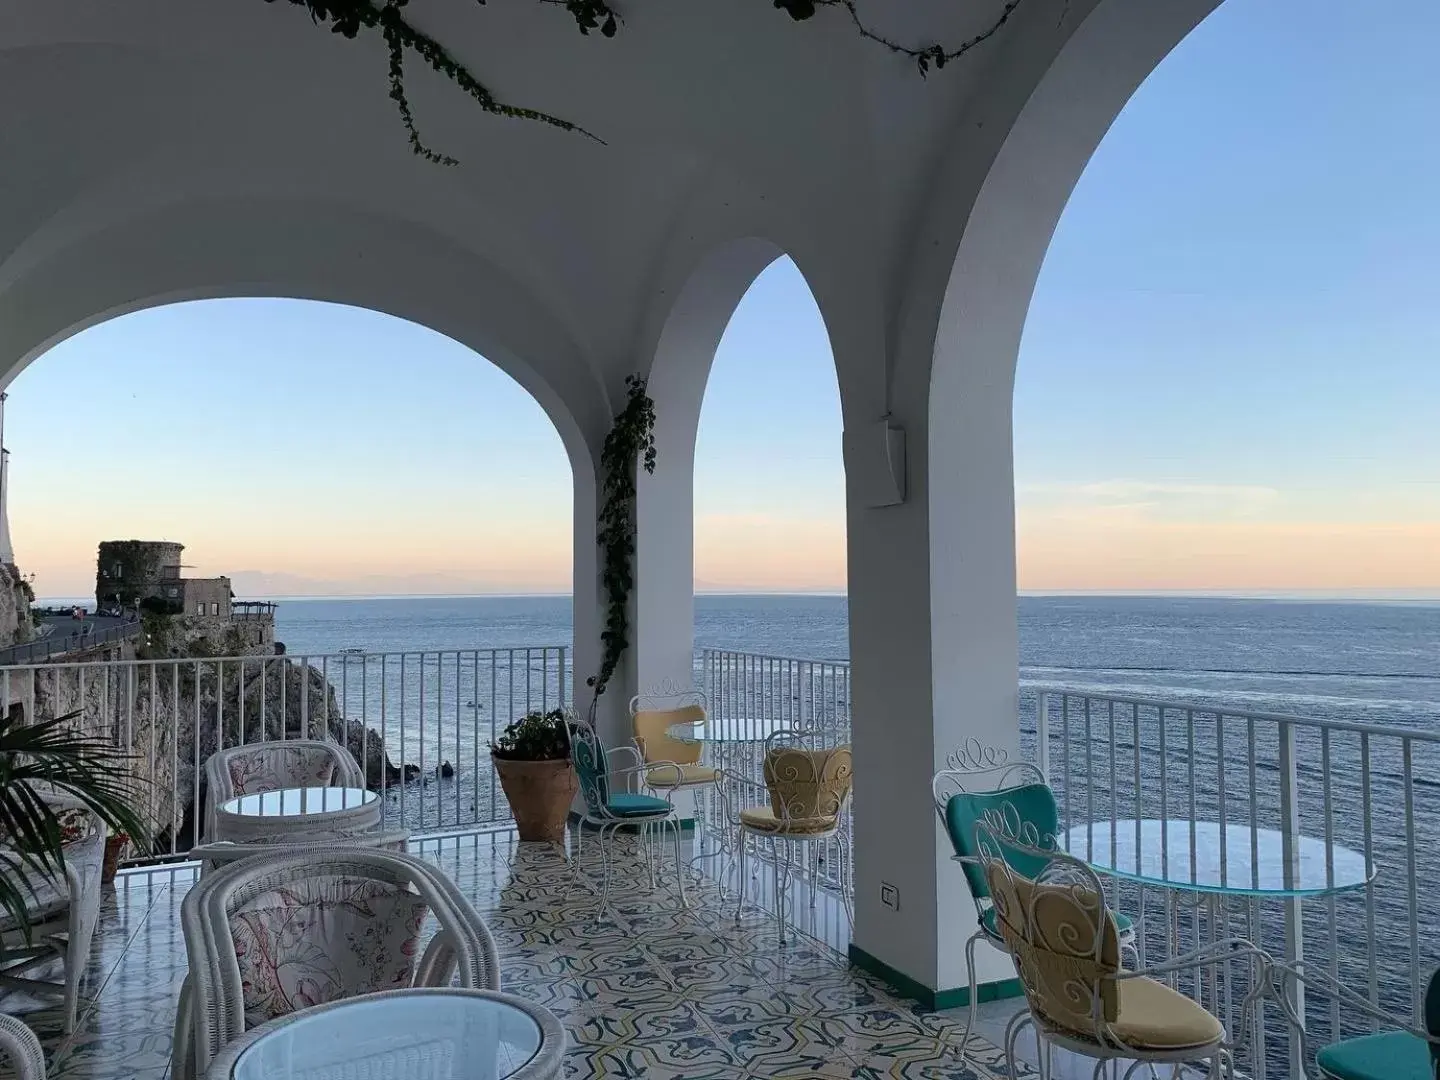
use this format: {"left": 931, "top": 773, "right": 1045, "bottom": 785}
{"left": 94, "top": 540, "right": 272, "bottom": 652}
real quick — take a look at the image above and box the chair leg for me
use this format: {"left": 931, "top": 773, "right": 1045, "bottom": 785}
{"left": 593, "top": 823, "right": 618, "bottom": 924}
{"left": 670, "top": 818, "right": 690, "bottom": 910}
{"left": 734, "top": 827, "right": 744, "bottom": 922}
{"left": 1003, "top": 1008, "right": 1031, "bottom": 1080}
{"left": 955, "top": 931, "right": 981, "bottom": 1063}
{"left": 837, "top": 831, "right": 854, "bottom": 929}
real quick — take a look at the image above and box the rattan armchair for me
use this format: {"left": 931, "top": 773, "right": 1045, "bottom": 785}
{"left": 0, "top": 1011, "right": 47, "bottom": 1078}
{"left": 171, "top": 847, "right": 499, "bottom": 1080}
{"left": 188, "top": 826, "right": 410, "bottom": 875}
{"left": 202, "top": 739, "right": 365, "bottom": 841}
{"left": 0, "top": 803, "right": 105, "bottom": 1033}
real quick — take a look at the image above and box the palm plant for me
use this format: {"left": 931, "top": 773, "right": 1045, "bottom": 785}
{"left": 0, "top": 705, "right": 148, "bottom": 938}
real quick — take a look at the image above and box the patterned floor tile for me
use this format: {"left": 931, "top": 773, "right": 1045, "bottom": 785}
{"left": 0, "top": 827, "right": 1022, "bottom": 1080}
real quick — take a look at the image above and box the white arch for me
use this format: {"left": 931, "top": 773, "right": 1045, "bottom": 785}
{"left": 0, "top": 195, "right": 608, "bottom": 693}
{"left": 843, "top": 0, "right": 1227, "bottom": 998}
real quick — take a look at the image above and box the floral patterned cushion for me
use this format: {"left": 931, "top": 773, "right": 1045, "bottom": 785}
{"left": 231, "top": 874, "right": 428, "bottom": 1027}
{"left": 227, "top": 746, "right": 337, "bottom": 796}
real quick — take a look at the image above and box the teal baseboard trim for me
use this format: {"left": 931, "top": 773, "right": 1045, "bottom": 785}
{"left": 566, "top": 812, "right": 696, "bottom": 834}
{"left": 847, "top": 944, "right": 1024, "bottom": 1012}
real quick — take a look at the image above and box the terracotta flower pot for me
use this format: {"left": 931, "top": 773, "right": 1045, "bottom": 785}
{"left": 492, "top": 755, "right": 577, "bottom": 843}
{"left": 102, "top": 834, "right": 128, "bottom": 885}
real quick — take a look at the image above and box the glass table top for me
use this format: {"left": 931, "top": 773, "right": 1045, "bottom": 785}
{"left": 220, "top": 786, "right": 379, "bottom": 818}
{"left": 666, "top": 715, "right": 795, "bottom": 744}
{"left": 229, "top": 989, "right": 544, "bottom": 1079}
{"left": 1063, "top": 818, "right": 1374, "bottom": 897}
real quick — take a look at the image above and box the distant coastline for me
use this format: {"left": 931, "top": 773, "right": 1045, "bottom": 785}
{"left": 38, "top": 589, "right": 1440, "bottom": 606}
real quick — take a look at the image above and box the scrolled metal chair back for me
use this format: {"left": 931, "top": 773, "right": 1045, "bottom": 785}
{"left": 761, "top": 728, "right": 852, "bottom": 824}
{"left": 975, "top": 815, "right": 1119, "bottom": 1041}
{"left": 628, "top": 678, "right": 708, "bottom": 716}
{"left": 932, "top": 740, "right": 1045, "bottom": 813}
{"left": 565, "top": 718, "right": 610, "bottom": 817}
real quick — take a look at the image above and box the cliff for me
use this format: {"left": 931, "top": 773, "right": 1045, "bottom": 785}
{"left": 18, "top": 650, "right": 408, "bottom": 856}
{"left": 0, "top": 562, "right": 34, "bottom": 646}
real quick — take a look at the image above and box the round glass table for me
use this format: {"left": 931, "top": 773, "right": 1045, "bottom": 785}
{"left": 213, "top": 785, "right": 382, "bottom": 842}
{"left": 666, "top": 715, "right": 791, "bottom": 744}
{"left": 1063, "top": 818, "right": 1375, "bottom": 897}
{"left": 206, "top": 988, "right": 565, "bottom": 1080}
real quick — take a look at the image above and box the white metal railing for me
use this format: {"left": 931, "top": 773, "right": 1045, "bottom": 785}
{"left": 699, "top": 648, "right": 853, "bottom": 895}
{"left": 699, "top": 648, "right": 1438, "bottom": 1078}
{"left": 1035, "top": 687, "right": 1440, "bottom": 1080}
{"left": 0, "top": 647, "right": 569, "bottom": 866}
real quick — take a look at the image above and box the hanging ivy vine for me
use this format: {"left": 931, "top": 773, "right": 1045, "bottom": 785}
{"left": 588, "top": 375, "right": 657, "bottom": 704}
{"left": 267, "top": 0, "right": 1027, "bottom": 164}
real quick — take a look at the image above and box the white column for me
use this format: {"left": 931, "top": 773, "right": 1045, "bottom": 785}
{"left": 633, "top": 240, "right": 783, "bottom": 700}
{"left": 844, "top": 371, "right": 1020, "bottom": 1004}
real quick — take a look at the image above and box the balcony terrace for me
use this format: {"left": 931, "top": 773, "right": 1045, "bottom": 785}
{"left": 1, "top": 646, "right": 1432, "bottom": 1079}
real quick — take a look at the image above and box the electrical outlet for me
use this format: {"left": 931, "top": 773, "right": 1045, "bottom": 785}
{"left": 880, "top": 881, "right": 900, "bottom": 911}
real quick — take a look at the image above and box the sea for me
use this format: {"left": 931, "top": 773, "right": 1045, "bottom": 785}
{"left": 267, "top": 592, "right": 1440, "bottom": 734}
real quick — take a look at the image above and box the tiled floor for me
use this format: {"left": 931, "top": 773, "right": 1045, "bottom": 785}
{"left": 1, "top": 828, "right": 1031, "bottom": 1079}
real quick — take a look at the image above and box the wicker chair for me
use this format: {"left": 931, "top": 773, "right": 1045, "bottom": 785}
{"left": 188, "top": 826, "right": 411, "bottom": 875}
{"left": 202, "top": 739, "right": 365, "bottom": 841}
{"left": 976, "top": 817, "right": 1267, "bottom": 1080}
{"left": 0, "top": 803, "right": 105, "bottom": 1033}
{"left": 0, "top": 1013, "right": 45, "bottom": 1079}
{"left": 728, "top": 729, "right": 853, "bottom": 943}
{"left": 171, "top": 848, "right": 499, "bottom": 1080}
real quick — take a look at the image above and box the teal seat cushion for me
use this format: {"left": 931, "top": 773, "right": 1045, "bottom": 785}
{"left": 1317, "top": 1031, "right": 1434, "bottom": 1080}
{"left": 979, "top": 905, "right": 1132, "bottom": 940}
{"left": 606, "top": 793, "right": 672, "bottom": 818}
{"left": 944, "top": 783, "right": 1059, "bottom": 898}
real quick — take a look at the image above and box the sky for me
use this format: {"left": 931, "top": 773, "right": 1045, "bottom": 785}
{"left": 7, "top": 0, "right": 1440, "bottom": 599}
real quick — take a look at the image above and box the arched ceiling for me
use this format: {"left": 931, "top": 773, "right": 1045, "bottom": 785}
{"left": 0, "top": 0, "right": 1088, "bottom": 436}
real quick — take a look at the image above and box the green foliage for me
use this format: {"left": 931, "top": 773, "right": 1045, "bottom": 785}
{"left": 266, "top": 0, "right": 602, "bottom": 165}
{"left": 0, "top": 707, "right": 148, "bottom": 941}
{"left": 491, "top": 709, "right": 571, "bottom": 761}
{"left": 267, "top": 0, "right": 1025, "bottom": 162}
{"left": 588, "top": 375, "right": 656, "bottom": 702}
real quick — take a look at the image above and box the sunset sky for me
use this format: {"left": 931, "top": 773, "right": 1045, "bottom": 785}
{"left": 7, "top": 0, "right": 1439, "bottom": 600}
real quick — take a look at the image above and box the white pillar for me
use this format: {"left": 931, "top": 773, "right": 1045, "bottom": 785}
{"left": 843, "top": 367, "right": 1020, "bottom": 1006}
{"left": 633, "top": 240, "right": 783, "bottom": 699}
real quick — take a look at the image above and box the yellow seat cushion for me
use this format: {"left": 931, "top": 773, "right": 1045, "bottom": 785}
{"left": 1108, "top": 977, "right": 1225, "bottom": 1050}
{"left": 739, "top": 806, "right": 839, "bottom": 835}
{"left": 645, "top": 763, "right": 719, "bottom": 788}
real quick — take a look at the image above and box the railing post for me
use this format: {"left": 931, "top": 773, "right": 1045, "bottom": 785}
{"left": 1036, "top": 691, "right": 1050, "bottom": 782}
{"left": 1278, "top": 720, "right": 1306, "bottom": 1074}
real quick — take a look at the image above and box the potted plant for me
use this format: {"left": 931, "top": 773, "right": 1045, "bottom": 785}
{"left": 0, "top": 706, "right": 148, "bottom": 937}
{"left": 490, "top": 709, "right": 576, "bottom": 843}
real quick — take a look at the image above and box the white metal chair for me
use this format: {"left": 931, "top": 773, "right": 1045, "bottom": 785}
{"left": 629, "top": 681, "right": 722, "bottom": 795}
{"left": 976, "top": 816, "right": 1267, "bottom": 1080}
{"left": 932, "top": 741, "right": 1139, "bottom": 1064}
{"left": 728, "top": 728, "right": 853, "bottom": 944}
{"left": 564, "top": 717, "right": 688, "bottom": 922}
{"left": 171, "top": 847, "right": 499, "bottom": 1080}
{"left": 1266, "top": 961, "right": 1440, "bottom": 1080}
{"left": 202, "top": 739, "right": 365, "bottom": 841}
{"left": 0, "top": 803, "right": 105, "bottom": 1033}
{"left": 0, "top": 1013, "right": 45, "bottom": 1079}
